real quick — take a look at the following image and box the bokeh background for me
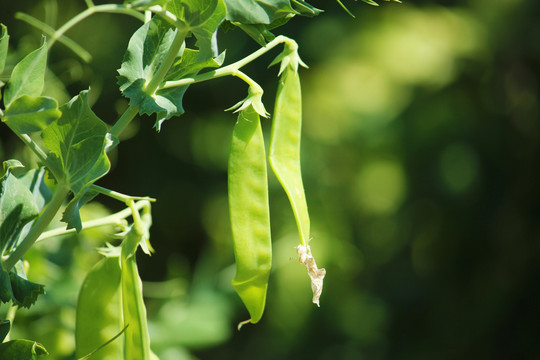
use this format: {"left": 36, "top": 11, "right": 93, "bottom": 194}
{"left": 1, "top": 0, "right": 540, "bottom": 359}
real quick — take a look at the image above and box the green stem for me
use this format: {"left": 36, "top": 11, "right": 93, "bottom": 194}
{"left": 16, "top": 12, "right": 93, "bottom": 63}
{"left": 109, "top": 27, "right": 188, "bottom": 138}
{"left": 36, "top": 200, "right": 150, "bottom": 243}
{"left": 91, "top": 184, "right": 155, "bottom": 204}
{"left": 162, "top": 35, "right": 294, "bottom": 89}
{"left": 4, "top": 303, "right": 18, "bottom": 342}
{"left": 2, "top": 183, "right": 71, "bottom": 271}
{"left": 108, "top": 103, "right": 139, "bottom": 139}
{"left": 47, "top": 4, "right": 145, "bottom": 50}
{"left": 143, "top": 29, "right": 187, "bottom": 93}
{"left": 233, "top": 70, "right": 262, "bottom": 92}
{"left": 16, "top": 133, "right": 63, "bottom": 181}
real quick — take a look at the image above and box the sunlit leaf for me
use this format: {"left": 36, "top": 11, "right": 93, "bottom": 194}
{"left": 166, "top": 48, "right": 225, "bottom": 82}
{"left": 0, "top": 161, "right": 39, "bottom": 253}
{"left": 0, "top": 320, "right": 9, "bottom": 343}
{"left": 61, "top": 190, "right": 98, "bottom": 232}
{"left": 9, "top": 270, "right": 45, "bottom": 309}
{"left": 2, "top": 96, "right": 61, "bottom": 134}
{"left": 168, "top": 0, "right": 227, "bottom": 60}
{"left": 225, "top": 0, "right": 320, "bottom": 44}
{"left": 3, "top": 38, "right": 47, "bottom": 107}
{"left": 0, "top": 339, "right": 48, "bottom": 359}
{"left": 224, "top": 0, "right": 295, "bottom": 24}
{"left": 0, "top": 261, "right": 45, "bottom": 309}
{"left": 42, "top": 90, "right": 114, "bottom": 196}
{"left": 118, "top": 17, "right": 186, "bottom": 126}
{"left": 0, "top": 24, "right": 8, "bottom": 74}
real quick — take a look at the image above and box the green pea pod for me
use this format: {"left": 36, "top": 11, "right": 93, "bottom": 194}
{"left": 270, "top": 65, "right": 326, "bottom": 306}
{"left": 76, "top": 256, "right": 123, "bottom": 360}
{"left": 269, "top": 68, "right": 310, "bottom": 245}
{"left": 121, "top": 226, "right": 152, "bottom": 360}
{"left": 228, "top": 106, "right": 272, "bottom": 326}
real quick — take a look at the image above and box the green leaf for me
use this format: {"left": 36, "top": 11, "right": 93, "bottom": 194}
{"left": 61, "top": 190, "right": 97, "bottom": 232}
{"left": 224, "top": 0, "right": 296, "bottom": 25}
{"left": 0, "top": 161, "right": 39, "bottom": 253}
{"left": 42, "top": 91, "right": 114, "bottom": 197}
{"left": 118, "top": 17, "right": 185, "bottom": 124}
{"left": 0, "top": 320, "right": 9, "bottom": 343}
{"left": 151, "top": 48, "right": 225, "bottom": 130}
{"left": 291, "top": 0, "right": 322, "bottom": 16}
{"left": 0, "top": 339, "right": 48, "bottom": 359}
{"left": 2, "top": 96, "right": 61, "bottom": 134}
{"left": 3, "top": 39, "right": 47, "bottom": 107}
{"left": 166, "top": 48, "right": 225, "bottom": 82}
{"left": 168, "top": 0, "right": 227, "bottom": 60}
{"left": 0, "top": 263, "right": 45, "bottom": 309}
{"left": 16, "top": 168, "right": 52, "bottom": 212}
{"left": 232, "top": 23, "right": 276, "bottom": 46}
{"left": 9, "top": 270, "right": 45, "bottom": 309}
{"left": 0, "top": 24, "right": 9, "bottom": 74}
{"left": 0, "top": 270, "right": 12, "bottom": 304}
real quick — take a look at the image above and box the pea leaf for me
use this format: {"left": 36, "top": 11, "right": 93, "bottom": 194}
{"left": 16, "top": 167, "right": 52, "bottom": 212}
{"left": 0, "top": 339, "right": 48, "bottom": 359}
{"left": 42, "top": 90, "right": 114, "bottom": 196}
{"left": 224, "top": 0, "right": 321, "bottom": 45}
{"left": 151, "top": 48, "right": 225, "bottom": 130}
{"left": 168, "top": 0, "right": 227, "bottom": 60}
{"left": 0, "top": 320, "right": 9, "bottom": 343}
{"left": 224, "top": 0, "right": 296, "bottom": 24}
{"left": 2, "top": 96, "right": 61, "bottom": 134}
{"left": 166, "top": 48, "right": 225, "bottom": 82}
{"left": 9, "top": 270, "right": 45, "bottom": 309}
{"left": 61, "top": 189, "right": 98, "bottom": 232}
{"left": 0, "top": 262, "right": 45, "bottom": 309}
{"left": 0, "top": 271, "right": 12, "bottom": 304}
{"left": 3, "top": 38, "right": 47, "bottom": 107}
{"left": 291, "top": 0, "right": 322, "bottom": 16}
{"left": 0, "top": 161, "right": 39, "bottom": 254}
{"left": 0, "top": 24, "right": 9, "bottom": 74}
{"left": 118, "top": 17, "right": 186, "bottom": 127}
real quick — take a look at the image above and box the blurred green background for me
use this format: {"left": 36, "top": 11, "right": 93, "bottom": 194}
{"left": 1, "top": 0, "right": 540, "bottom": 359}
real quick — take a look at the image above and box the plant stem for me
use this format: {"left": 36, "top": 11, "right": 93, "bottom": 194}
{"left": 16, "top": 133, "right": 63, "bottom": 181}
{"left": 2, "top": 183, "right": 70, "bottom": 271}
{"left": 47, "top": 4, "right": 145, "bottom": 50}
{"left": 232, "top": 70, "right": 262, "bottom": 91}
{"left": 108, "top": 103, "right": 140, "bottom": 139}
{"left": 16, "top": 12, "right": 93, "bottom": 62}
{"left": 162, "top": 35, "right": 294, "bottom": 89}
{"left": 36, "top": 200, "right": 150, "bottom": 243}
{"left": 4, "top": 303, "right": 18, "bottom": 342}
{"left": 91, "top": 184, "right": 155, "bottom": 204}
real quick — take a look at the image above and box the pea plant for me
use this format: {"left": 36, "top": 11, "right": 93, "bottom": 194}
{"left": 0, "top": 0, "right": 398, "bottom": 358}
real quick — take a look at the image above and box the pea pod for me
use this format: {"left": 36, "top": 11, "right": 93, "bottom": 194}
{"left": 269, "top": 61, "right": 326, "bottom": 306}
{"left": 76, "top": 256, "right": 123, "bottom": 360}
{"left": 228, "top": 105, "right": 272, "bottom": 326}
{"left": 269, "top": 67, "right": 310, "bottom": 245}
{"left": 121, "top": 225, "right": 151, "bottom": 360}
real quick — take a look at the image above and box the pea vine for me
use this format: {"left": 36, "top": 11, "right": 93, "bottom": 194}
{"left": 0, "top": 0, "right": 397, "bottom": 358}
